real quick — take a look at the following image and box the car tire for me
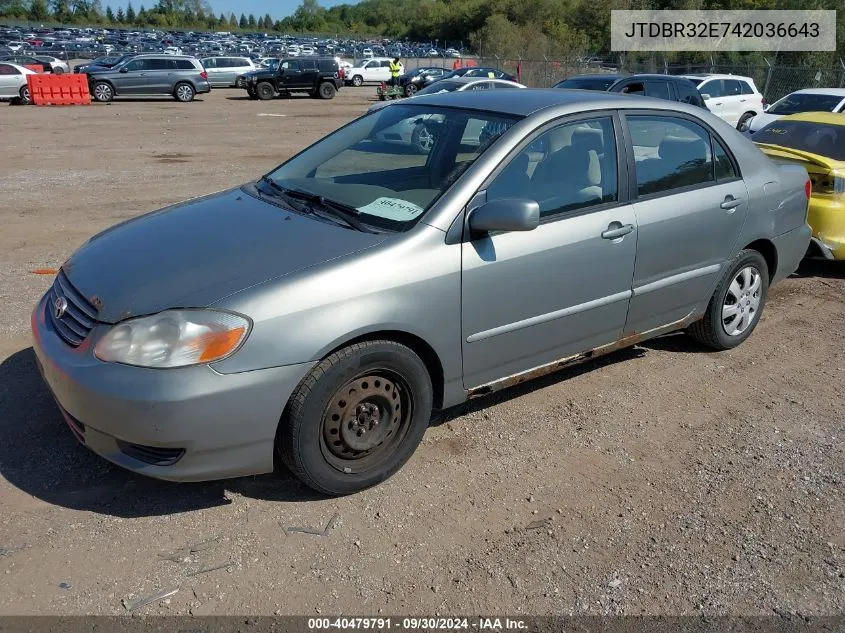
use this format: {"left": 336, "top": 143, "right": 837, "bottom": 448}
{"left": 688, "top": 249, "right": 769, "bottom": 350}
{"left": 256, "top": 81, "right": 275, "bottom": 100}
{"left": 91, "top": 81, "right": 113, "bottom": 102}
{"left": 318, "top": 81, "right": 336, "bottom": 100}
{"left": 277, "top": 340, "right": 433, "bottom": 496}
{"left": 174, "top": 82, "right": 195, "bottom": 102}
{"left": 411, "top": 124, "right": 435, "bottom": 154}
{"left": 53, "top": 67, "right": 64, "bottom": 75}
{"left": 18, "top": 85, "right": 31, "bottom": 105}
{"left": 736, "top": 111, "right": 755, "bottom": 132}
{"left": 404, "top": 83, "right": 417, "bottom": 97}
{"left": 246, "top": 87, "right": 258, "bottom": 99}
{"left": 351, "top": 75, "right": 363, "bottom": 87}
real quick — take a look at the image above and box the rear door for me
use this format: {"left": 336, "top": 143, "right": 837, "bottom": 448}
{"left": 146, "top": 57, "right": 172, "bottom": 93}
{"left": 721, "top": 79, "right": 747, "bottom": 125}
{"left": 622, "top": 112, "right": 749, "bottom": 334}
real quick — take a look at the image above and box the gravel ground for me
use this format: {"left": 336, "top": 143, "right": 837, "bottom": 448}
{"left": 0, "top": 84, "right": 844, "bottom": 618}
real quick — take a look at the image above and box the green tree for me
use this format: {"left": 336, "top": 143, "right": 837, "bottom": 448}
{"left": 247, "top": 13, "right": 256, "bottom": 27}
{"left": 28, "top": 0, "right": 50, "bottom": 20}
{"left": 105, "top": 3, "right": 114, "bottom": 20}
{"left": 115, "top": 4, "right": 124, "bottom": 20}
{"left": 227, "top": 11, "right": 236, "bottom": 27}
{"left": 50, "top": 0, "right": 72, "bottom": 21}
{"left": 262, "top": 13, "right": 272, "bottom": 28}
{"left": 137, "top": 3, "right": 146, "bottom": 22}
{"left": 125, "top": 0, "right": 135, "bottom": 21}
{"left": 238, "top": 12, "right": 246, "bottom": 28}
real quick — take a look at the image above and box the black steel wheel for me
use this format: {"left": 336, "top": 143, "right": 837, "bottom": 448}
{"left": 277, "top": 340, "right": 433, "bottom": 496}
{"left": 256, "top": 81, "right": 275, "bottom": 100}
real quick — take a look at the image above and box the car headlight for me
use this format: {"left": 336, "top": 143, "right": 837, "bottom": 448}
{"left": 94, "top": 309, "right": 251, "bottom": 368}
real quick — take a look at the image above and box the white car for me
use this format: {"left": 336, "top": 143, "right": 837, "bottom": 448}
{"left": 747, "top": 88, "right": 845, "bottom": 133}
{"left": 680, "top": 74, "right": 765, "bottom": 130}
{"left": 201, "top": 56, "right": 256, "bottom": 87}
{"left": 345, "top": 57, "right": 395, "bottom": 87}
{"left": 0, "top": 61, "right": 34, "bottom": 104}
{"left": 300, "top": 45, "right": 315, "bottom": 56}
{"left": 370, "top": 77, "right": 526, "bottom": 153}
{"left": 34, "top": 55, "right": 70, "bottom": 74}
{"left": 361, "top": 48, "right": 374, "bottom": 58}
{"left": 163, "top": 46, "right": 183, "bottom": 56}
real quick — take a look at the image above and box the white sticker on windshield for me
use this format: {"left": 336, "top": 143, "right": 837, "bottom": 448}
{"left": 357, "top": 197, "right": 424, "bottom": 221}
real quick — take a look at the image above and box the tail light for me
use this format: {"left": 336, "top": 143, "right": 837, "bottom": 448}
{"left": 200, "top": 71, "right": 207, "bottom": 80}
{"left": 804, "top": 178, "right": 812, "bottom": 199}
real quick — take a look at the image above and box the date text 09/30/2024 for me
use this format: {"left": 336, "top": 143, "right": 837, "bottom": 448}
{"left": 307, "top": 617, "right": 529, "bottom": 630}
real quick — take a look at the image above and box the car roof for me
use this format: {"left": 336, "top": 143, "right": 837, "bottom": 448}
{"left": 778, "top": 112, "right": 845, "bottom": 126}
{"left": 681, "top": 73, "right": 755, "bottom": 82}
{"left": 560, "top": 74, "right": 626, "bottom": 81}
{"left": 407, "top": 88, "right": 697, "bottom": 117}
{"left": 785, "top": 88, "right": 845, "bottom": 97}
{"left": 621, "top": 73, "right": 692, "bottom": 81}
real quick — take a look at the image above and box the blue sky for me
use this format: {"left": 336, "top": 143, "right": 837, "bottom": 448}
{"left": 206, "top": 0, "right": 352, "bottom": 20}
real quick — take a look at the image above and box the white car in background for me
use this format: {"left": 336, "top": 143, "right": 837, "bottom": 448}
{"left": 747, "top": 88, "right": 845, "bottom": 133}
{"left": 0, "top": 61, "right": 35, "bottom": 104}
{"left": 680, "top": 73, "right": 765, "bottom": 130}
{"left": 34, "top": 55, "right": 70, "bottom": 74}
{"left": 345, "top": 57, "right": 395, "bottom": 87}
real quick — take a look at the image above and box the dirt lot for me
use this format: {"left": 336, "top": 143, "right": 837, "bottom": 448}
{"left": 1, "top": 85, "right": 844, "bottom": 618}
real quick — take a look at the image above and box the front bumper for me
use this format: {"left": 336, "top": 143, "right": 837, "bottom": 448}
{"left": 31, "top": 291, "right": 315, "bottom": 482}
{"left": 807, "top": 197, "right": 845, "bottom": 260}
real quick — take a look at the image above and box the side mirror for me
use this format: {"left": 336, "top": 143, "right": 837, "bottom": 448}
{"left": 469, "top": 198, "right": 540, "bottom": 234}
{"left": 119, "top": 67, "right": 129, "bottom": 73}
{"left": 701, "top": 93, "right": 710, "bottom": 100}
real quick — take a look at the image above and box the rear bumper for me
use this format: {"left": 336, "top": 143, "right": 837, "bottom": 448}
{"left": 195, "top": 79, "right": 211, "bottom": 94}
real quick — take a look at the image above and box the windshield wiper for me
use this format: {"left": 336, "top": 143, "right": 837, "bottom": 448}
{"left": 268, "top": 182, "right": 375, "bottom": 233}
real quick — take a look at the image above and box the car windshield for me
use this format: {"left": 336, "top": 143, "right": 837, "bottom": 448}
{"left": 767, "top": 93, "right": 845, "bottom": 115}
{"left": 416, "top": 80, "right": 462, "bottom": 95}
{"left": 753, "top": 120, "right": 845, "bottom": 161}
{"left": 686, "top": 77, "right": 705, "bottom": 86}
{"left": 555, "top": 77, "right": 616, "bottom": 90}
{"left": 264, "top": 104, "right": 520, "bottom": 232}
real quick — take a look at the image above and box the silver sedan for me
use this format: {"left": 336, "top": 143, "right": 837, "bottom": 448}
{"left": 32, "top": 90, "right": 811, "bottom": 495}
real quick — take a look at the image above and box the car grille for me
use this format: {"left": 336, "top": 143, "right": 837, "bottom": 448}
{"left": 47, "top": 270, "right": 99, "bottom": 347}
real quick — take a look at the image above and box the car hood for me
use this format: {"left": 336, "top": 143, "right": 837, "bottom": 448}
{"left": 748, "top": 111, "right": 780, "bottom": 132}
{"left": 62, "top": 186, "right": 388, "bottom": 324}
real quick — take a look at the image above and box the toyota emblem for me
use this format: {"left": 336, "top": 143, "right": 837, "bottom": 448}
{"left": 54, "top": 296, "right": 68, "bottom": 320}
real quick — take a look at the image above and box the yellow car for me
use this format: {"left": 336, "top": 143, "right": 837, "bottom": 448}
{"left": 753, "top": 112, "right": 845, "bottom": 260}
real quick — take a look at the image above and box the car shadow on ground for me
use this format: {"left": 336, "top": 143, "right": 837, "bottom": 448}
{"left": 793, "top": 257, "right": 845, "bottom": 279}
{"left": 0, "top": 347, "right": 323, "bottom": 519}
{"left": 225, "top": 94, "right": 316, "bottom": 101}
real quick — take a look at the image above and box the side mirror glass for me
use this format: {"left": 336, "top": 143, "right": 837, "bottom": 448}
{"left": 469, "top": 198, "right": 540, "bottom": 234}
{"left": 119, "top": 67, "right": 129, "bottom": 73}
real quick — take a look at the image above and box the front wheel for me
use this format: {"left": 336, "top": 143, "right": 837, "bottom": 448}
{"left": 404, "top": 83, "right": 417, "bottom": 97}
{"left": 256, "top": 81, "right": 275, "bottom": 100}
{"left": 688, "top": 249, "right": 769, "bottom": 350}
{"left": 736, "top": 111, "right": 755, "bottom": 132}
{"left": 277, "top": 340, "right": 433, "bottom": 496}
{"left": 174, "top": 82, "right": 195, "bottom": 102}
{"left": 351, "top": 75, "right": 363, "bottom": 87}
{"left": 318, "top": 81, "right": 336, "bottom": 100}
{"left": 92, "top": 81, "right": 113, "bottom": 102}
{"left": 18, "top": 85, "right": 31, "bottom": 105}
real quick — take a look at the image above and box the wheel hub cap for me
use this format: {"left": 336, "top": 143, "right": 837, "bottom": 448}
{"left": 722, "top": 265, "right": 762, "bottom": 336}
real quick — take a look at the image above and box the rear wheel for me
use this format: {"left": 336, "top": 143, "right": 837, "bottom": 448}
{"left": 688, "top": 249, "right": 769, "bottom": 350}
{"left": 18, "top": 85, "right": 31, "bottom": 105}
{"left": 318, "top": 81, "right": 336, "bottom": 100}
{"left": 174, "top": 82, "right": 195, "bottom": 102}
{"left": 256, "top": 81, "right": 275, "bottom": 100}
{"left": 351, "top": 74, "right": 363, "bottom": 87}
{"left": 277, "top": 340, "right": 433, "bottom": 496}
{"left": 92, "top": 81, "right": 113, "bottom": 102}
{"left": 404, "top": 83, "right": 417, "bottom": 97}
{"left": 53, "top": 67, "right": 64, "bottom": 75}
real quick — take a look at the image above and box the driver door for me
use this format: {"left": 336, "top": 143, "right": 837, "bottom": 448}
{"left": 280, "top": 60, "right": 303, "bottom": 89}
{"left": 461, "top": 115, "right": 638, "bottom": 389}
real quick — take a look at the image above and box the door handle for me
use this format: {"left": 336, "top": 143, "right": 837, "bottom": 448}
{"left": 720, "top": 195, "right": 742, "bottom": 211}
{"left": 739, "top": 98, "right": 746, "bottom": 102}
{"left": 601, "top": 222, "right": 634, "bottom": 240}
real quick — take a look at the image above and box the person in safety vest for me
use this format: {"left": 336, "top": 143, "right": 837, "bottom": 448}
{"left": 389, "top": 58, "right": 402, "bottom": 86}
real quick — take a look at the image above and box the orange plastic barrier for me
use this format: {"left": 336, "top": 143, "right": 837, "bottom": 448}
{"left": 23, "top": 64, "right": 43, "bottom": 73}
{"left": 26, "top": 73, "right": 91, "bottom": 106}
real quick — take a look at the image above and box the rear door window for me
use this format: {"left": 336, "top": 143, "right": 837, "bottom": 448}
{"left": 700, "top": 79, "right": 724, "bottom": 98}
{"left": 644, "top": 81, "right": 672, "bottom": 100}
{"left": 175, "top": 59, "right": 195, "bottom": 70}
{"left": 677, "top": 82, "right": 703, "bottom": 106}
{"left": 739, "top": 80, "right": 755, "bottom": 95}
{"left": 723, "top": 79, "right": 743, "bottom": 96}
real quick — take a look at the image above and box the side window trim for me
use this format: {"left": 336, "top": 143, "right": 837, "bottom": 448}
{"left": 710, "top": 134, "right": 741, "bottom": 182}
{"left": 473, "top": 110, "right": 629, "bottom": 229}
{"left": 619, "top": 109, "right": 743, "bottom": 201}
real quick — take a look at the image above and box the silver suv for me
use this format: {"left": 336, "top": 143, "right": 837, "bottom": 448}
{"left": 86, "top": 54, "right": 211, "bottom": 103}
